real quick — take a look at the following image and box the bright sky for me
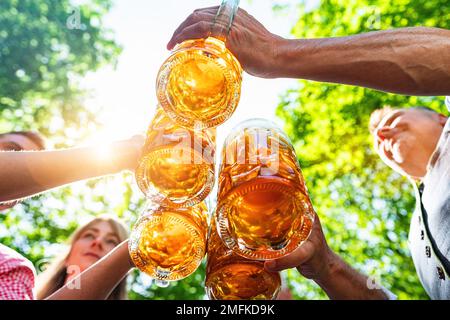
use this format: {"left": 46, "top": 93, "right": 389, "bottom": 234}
{"left": 79, "top": 0, "right": 304, "bottom": 149}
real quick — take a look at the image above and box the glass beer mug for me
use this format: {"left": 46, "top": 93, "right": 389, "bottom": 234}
{"left": 129, "top": 202, "right": 209, "bottom": 281}
{"left": 156, "top": 0, "right": 242, "bottom": 129}
{"left": 135, "top": 107, "right": 216, "bottom": 208}
{"left": 216, "top": 119, "right": 315, "bottom": 260}
{"left": 205, "top": 212, "right": 281, "bottom": 300}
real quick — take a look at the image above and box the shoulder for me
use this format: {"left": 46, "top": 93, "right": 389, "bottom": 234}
{"left": 446, "top": 96, "right": 450, "bottom": 112}
{"left": 0, "top": 243, "right": 35, "bottom": 273}
{"left": 0, "top": 244, "right": 36, "bottom": 300}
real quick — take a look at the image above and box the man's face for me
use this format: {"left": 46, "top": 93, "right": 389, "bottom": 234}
{"left": 373, "top": 108, "right": 445, "bottom": 179}
{"left": 0, "top": 133, "right": 42, "bottom": 211}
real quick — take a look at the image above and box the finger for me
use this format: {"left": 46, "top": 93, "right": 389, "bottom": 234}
{"left": 264, "top": 241, "right": 315, "bottom": 272}
{"left": 193, "top": 6, "right": 219, "bottom": 13}
{"left": 168, "top": 21, "right": 212, "bottom": 50}
{"left": 176, "top": 9, "right": 216, "bottom": 36}
{"left": 167, "top": 17, "right": 196, "bottom": 50}
{"left": 167, "top": 11, "right": 216, "bottom": 50}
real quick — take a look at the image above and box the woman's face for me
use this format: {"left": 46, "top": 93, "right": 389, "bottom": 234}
{"left": 65, "top": 221, "right": 121, "bottom": 273}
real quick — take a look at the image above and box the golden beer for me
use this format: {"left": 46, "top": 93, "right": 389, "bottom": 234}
{"left": 216, "top": 119, "right": 315, "bottom": 260}
{"left": 129, "top": 203, "right": 209, "bottom": 281}
{"left": 156, "top": 0, "right": 242, "bottom": 129}
{"left": 205, "top": 214, "right": 281, "bottom": 300}
{"left": 135, "top": 107, "right": 215, "bottom": 207}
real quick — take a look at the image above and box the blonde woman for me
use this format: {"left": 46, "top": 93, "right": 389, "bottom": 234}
{"left": 36, "top": 215, "right": 129, "bottom": 300}
{"left": 0, "top": 134, "right": 143, "bottom": 299}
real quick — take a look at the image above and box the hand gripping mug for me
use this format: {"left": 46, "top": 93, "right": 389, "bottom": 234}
{"left": 156, "top": 0, "right": 242, "bottom": 129}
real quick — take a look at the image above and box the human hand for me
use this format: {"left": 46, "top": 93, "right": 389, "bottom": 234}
{"left": 167, "top": 7, "right": 286, "bottom": 78}
{"left": 264, "top": 213, "right": 337, "bottom": 282}
{"left": 112, "top": 135, "right": 145, "bottom": 172}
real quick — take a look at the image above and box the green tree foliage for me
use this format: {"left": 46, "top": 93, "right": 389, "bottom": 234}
{"left": 0, "top": 0, "right": 121, "bottom": 142}
{"left": 275, "top": 0, "right": 449, "bottom": 299}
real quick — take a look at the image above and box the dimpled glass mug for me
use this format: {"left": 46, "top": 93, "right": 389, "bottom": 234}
{"left": 205, "top": 212, "right": 281, "bottom": 300}
{"left": 135, "top": 107, "right": 216, "bottom": 208}
{"left": 216, "top": 119, "right": 315, "bottom": 260}
{"left": 156, "top": 0, "right": 242, "bottom": 129}
{"left": 129, "top": 202, "right": 209, "bottom": 281}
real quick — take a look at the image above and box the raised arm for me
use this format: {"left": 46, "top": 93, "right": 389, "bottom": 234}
{"left": 168, "top": 7, "right": 450, "bottom": 96}
{"left": 265, "top": 214, "right": 391, "bottom": 300}
{"left": 274, "top": 27, "right": 450, "bottom": 95}
{"left": 0, "top": 136, "right": 143, "bottom": 203}
{"left": 46, "top": 240, "right": 133, "bottom": 300}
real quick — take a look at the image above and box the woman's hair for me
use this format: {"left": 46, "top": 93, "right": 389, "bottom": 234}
{"left": 36, "top": 215, "right": 129, "bottom": 300}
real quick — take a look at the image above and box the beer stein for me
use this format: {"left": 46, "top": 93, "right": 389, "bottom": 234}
{"left": 216, "top": 118, "right": 315, "bottom": 260}
{"left": 129, "top": 202, "right": 209, "bottom": 281}
{"left": 135, "top": 107, "right": 215, "bottom": 207}
{"left": 205, "top": 212, "right": 281, "bottom": 300}
{"left": 156, "top": 0, "right": 242, "bottom": 129}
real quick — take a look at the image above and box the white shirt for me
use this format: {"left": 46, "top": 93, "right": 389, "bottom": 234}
{"left": 407, "top": 99, "right": 450, "bottom": 299}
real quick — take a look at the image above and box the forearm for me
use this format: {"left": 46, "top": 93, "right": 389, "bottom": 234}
{"left": 274, "top": 27, "right": 450, "bottom": 95}
{"left": 314, "top": 251, "right": 388, "bottom": 300}
{"left": 47, "top": 240, "right": 134, "bottom": 300}
{"left": 0, "top": 140, "right": 139, "bottom": 202}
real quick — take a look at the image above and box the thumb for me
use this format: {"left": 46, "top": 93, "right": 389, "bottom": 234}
{"left": 264, "top": 241, "right": 315, "bottom": 272}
